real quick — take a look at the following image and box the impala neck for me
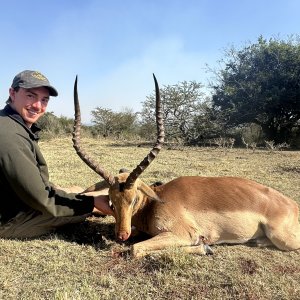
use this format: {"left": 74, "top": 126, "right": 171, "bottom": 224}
{"left": 131, "top": 191, "right": 156, "bottom": 231}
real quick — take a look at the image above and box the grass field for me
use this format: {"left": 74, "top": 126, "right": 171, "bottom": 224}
{"left": 0, "top": 137, "right": 299, "bottom": 299}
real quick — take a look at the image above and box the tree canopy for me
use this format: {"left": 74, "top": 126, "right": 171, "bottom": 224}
{"left": 211, "top": 36, "right": 300, "bottom": 143}
{"left": 91, "top": 107, "right": 138, "bottom": 138}
{"left": 140, "top": 81, "right": 208, "bottom": 142}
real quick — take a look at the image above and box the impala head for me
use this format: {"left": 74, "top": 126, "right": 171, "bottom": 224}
{"left": 108, "top": 172, "right": 162, "bottom": 241}
{"left": 72, "top": 74, "right": 164, "bottom": 241}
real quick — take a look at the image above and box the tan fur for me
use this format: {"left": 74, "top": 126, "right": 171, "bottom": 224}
{"left": 88, "top": 174, "right": 300, "bottom": 258}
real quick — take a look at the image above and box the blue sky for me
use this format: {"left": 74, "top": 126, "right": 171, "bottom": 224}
{"left": 0, "top": 0, "right": 299, "bottom": 123}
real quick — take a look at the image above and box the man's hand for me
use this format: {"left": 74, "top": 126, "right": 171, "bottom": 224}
{"left": 82, "top": 186, "right": 114, "bottom": 217}
{"left": 93, "top": 195, "right": 115, "bottom": 217}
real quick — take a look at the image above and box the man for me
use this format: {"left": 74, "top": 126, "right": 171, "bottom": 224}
{"left": 0, "top": 70, "right": 114, "bottom": 239}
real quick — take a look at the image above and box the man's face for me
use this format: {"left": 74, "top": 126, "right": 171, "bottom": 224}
{"left": 9, "top": 87, "right": 50, "bottom": 127}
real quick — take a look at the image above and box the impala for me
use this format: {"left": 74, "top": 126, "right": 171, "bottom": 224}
{"left": 72, "top": 75, "right": 300, "bottom": 258}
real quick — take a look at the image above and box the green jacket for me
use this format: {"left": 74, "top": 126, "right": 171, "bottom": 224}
{"left": 0, "top": 105, "right": 94, "bottom": 225}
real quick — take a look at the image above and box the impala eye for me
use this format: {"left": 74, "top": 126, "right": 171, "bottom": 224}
{"left": 109, "top": 200, "right": 115, "bottom": 211}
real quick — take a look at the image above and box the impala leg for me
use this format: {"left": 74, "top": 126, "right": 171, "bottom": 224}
{"left": 131, "top": 232, "right": 209, "bottom": 258}
{"left": 265, "top": 214, "right": 300, "bottom": 251}
{"left": 266, "top": 226, "right": 300, "bottom": 251}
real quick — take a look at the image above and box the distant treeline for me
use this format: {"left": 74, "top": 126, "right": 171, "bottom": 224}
{"left": 38, "top": 36, "right": 300, "bottom": 149}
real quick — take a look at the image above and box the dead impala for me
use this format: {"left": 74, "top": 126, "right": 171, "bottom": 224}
{"left": 72, "top": 75, "right": 300, "bottom": 258}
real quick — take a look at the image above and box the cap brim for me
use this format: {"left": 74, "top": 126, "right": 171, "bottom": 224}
{"left": 18, "top": 82, "right": 58, "bottom": 97}
{"left": 46, "top": 86, "right": 58, "bottom": 97}
{"left": 15, "top": 83, "right": 58, "bottom": 97}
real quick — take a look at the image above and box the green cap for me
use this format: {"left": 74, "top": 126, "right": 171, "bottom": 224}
{"left": 11, "top": 70, "right": 58, "bottom": 97}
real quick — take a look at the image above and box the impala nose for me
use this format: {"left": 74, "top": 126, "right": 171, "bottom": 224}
{"left": 117, "top": 231, "right": 130, "bottom": 241}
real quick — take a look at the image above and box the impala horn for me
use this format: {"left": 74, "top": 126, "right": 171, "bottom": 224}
{"left": 72, "top": 76, "right": 115, "bottom": 186}
{"left": 124, "top": 74, "right": 165, "bottom": 189}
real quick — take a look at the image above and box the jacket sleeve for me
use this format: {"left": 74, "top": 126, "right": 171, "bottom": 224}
{"left": 0, "top": 134, "right": 94, "bottom": 217}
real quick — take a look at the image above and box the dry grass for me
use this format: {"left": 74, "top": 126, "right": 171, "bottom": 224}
{"left": 1, "top": 137, "right": 299, "bottom": 299}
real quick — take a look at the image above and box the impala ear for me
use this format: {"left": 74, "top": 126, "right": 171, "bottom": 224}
{"left": 138, "top": 181, "right": 163, "bottom": 202}
{"left": 82, "top": 180, "right": 110, "bottom": 193}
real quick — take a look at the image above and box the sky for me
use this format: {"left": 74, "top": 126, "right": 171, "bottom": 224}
{"left": 0, "top": 0, "right": 299, "bottom": 124}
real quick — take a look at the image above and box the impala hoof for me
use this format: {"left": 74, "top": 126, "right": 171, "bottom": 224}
{"left": 204, "top": 244, "right": 214, "bottom": 255}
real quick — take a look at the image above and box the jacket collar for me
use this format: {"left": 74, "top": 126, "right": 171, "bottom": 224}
{"left": 2, "top": 104, "right": 41, "bottom": 140}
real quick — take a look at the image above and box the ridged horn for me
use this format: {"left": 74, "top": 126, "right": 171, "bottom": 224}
{"left": 72, "top": 76, "right": 115, "bottom": 186}
{"left": 125, "top": 74, "right": 165, "bottom": 189}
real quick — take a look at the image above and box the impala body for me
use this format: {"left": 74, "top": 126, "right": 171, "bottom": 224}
{"left": 73, "top": 75, "right": 300, "bottom": 258}
{"left": 86, "top": 173, "right": 300, "bottom": 258}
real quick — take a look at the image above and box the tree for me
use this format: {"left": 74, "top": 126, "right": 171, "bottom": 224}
{"left": 37, "top": 112, "right": 75, "bottom": 138}
{"left": 91, "top": 107, "right": 116, "bottom": 137}
{"left": 211, "top": 36, "right": 300, "bottom": 144}
{"left": 91, "top": 107, "right": 138, "bottom": 138}
{"left": 140, "top": 81, "right": 208, "bottom": 143}
{"left": 188, "top": 101, "right": 229, "bottom": 145}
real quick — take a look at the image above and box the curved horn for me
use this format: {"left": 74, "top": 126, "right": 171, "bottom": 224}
{"left": 72, "top": 76, "right": 115, "bottom": 186}
{"left": 125, "top": 74, "right": 165, "bottom": 189}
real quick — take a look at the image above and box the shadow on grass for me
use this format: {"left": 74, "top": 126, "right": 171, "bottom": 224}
{"left": 54, "top": 217, "right": 116, "bottom": 250}
{"left": 53, "top": 216, "right": 152, "bottom": 253}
